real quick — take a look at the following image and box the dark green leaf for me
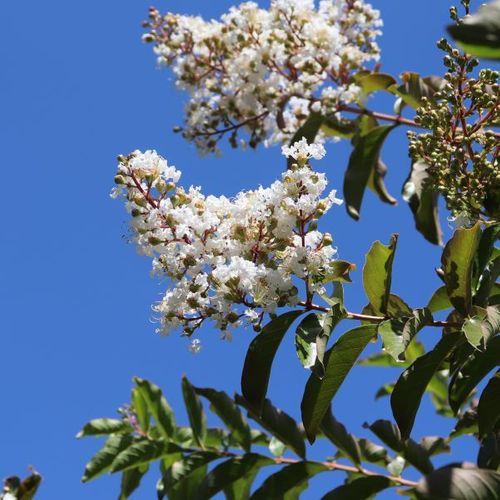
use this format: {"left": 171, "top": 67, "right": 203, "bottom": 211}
{"left": 199, "top": 454, "right": 273, "bottom": 499}
{"left": 363, "top": 420, "right": 433, "bottom": 474}
{"left": 119, "top": 465, "right": 148, "bottom": 500}
{"left": 450, "top": 408, "right": 478, "bottom": 440}
{"left": 322, "top": 114, "right": 358, "bottom": 139}
{"left": 251, "top": 462, "right": 328, "bottom": 500}
{"left": 449, "top": 335, "right": 500, "bottom": 413}
{"left": 110, "top": 439, "right": 181, "bottom": 473}
{"left": 415, "top": 466, "right": 500, "bottom": 499}
{"left": 82, "top": 434, "right": 134, "bottom": 482}
{"left": 195, "top": 387, "right": 252, "bottom": 452}
{"left": 344, "top": 125, "right": 396, "bottom": 220}
{"left": 302, "top": 324, "right": 377, "bottom": 443}
{"left": 402, "top": 161, "right": 442, "bottom": 245}
{"left": 322, "top": 476, "right": 392, "bottom": 499}
{"left": 390, "top": 72, "right": 441, "bottom": 109}
{"left": 427, "top": 286, "right": 453, "bottom": 313}
{"left": 478, "top": 370, "right": 500, "bottom": 437}
{"left": 16, "top": 472, "right": 42, "bottom": 500}
{"left": 357, "top": 438, "right": 390, "bottom": 466}
{"left": 363, "top": 234, "right": 398, "bottom": 315}
{"left": 224, "top": 464, "right": 261, "bottom": 500}
{"left": 295, "top": 313, "right": 325, "bottom": 370}
{"left": 478, "top": 431, "right": 500, "bottom": 469}
{"left": 321, "top": 409, "right": 361, "bottom": 465}
{"left": 368, "top": 159, "right": 398, "bottom": 206}
{"left": 134, "top": 378, "right": 176, "bottom": 440}
{"left": 391, "top": 331, "right": 462, "bottom": 439}
{"left": 419, "top": 437, "right": 451, "bottom": 457}
{"left": 236, "top": 395, "right": 306, "bottom": 459}
{"left": 77, "top": 418, "right": 133, "bottom": 438}
{"left": 181, "top": 376, "right": 206, "bottom": 448}
{"left": 447, "top": 1, "right": 500, "bottom": 60}
{"left": 441, "top": 222, "right": 482, "bottom": 316}
{"left": 241, "top": 310, "right": 303, "bottom": 413}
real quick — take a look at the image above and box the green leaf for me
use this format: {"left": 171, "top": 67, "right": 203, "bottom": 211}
{"left": 301, "top": 324, "right": 377, "bottom": 443}
{"left": 236, "top": 395, "right": 306, "bottom": 459}
{"left": 357, "top": 438, "right": 390, "bottom": 466}
{"left": 428, "top": 286, "right": 453, "bottom": 313}
{"left": 390, "top": 72, "right": 441, "bottom": 109}
{"left": 478, "top": 370, "right": 500, "bottom": 437}
{"left": 16, "top": 472, "right": 43, "bottom": 500}
{"left": 391, "top": 331, "right": 462, "bottom": 439}
{"left": 379, "top": 308, "right": 433, "bottom": 362}
{"left": 449, "top": 335, "right": 500, "bottom": 413}
{"left": 287, "top": 113, "right": 324, "bottom": 168}
{"left": 427, "top": 372, "right": 454, "bottom": 417}
{"left": 322, "top": 475, "right": 392, "bottom": 499}
{"left": 322, "top": 114, "right": 358, "bottom": 139}
{"left": 251, "top": 462, "right": 328, "bottom": 500}
{"left": 321, "top": 409, "right": 361, "bottom": 465}
{"left": 162, "top": 451, "right": 219, "bottom": 500}
{"left": 195, "top": 387, "right": 252, "bottom": 452}
{"left": 119, "top": 465, "right": 148, "bottom": 500}
{"left": 387, "top": 456, "right": 406, "bottom": 477}
{"left": 354, "top": 72, "right": 398, "bottom": 94}
{"left": 181, "top": 376, "right": 206, "bottom": 448}
{"left": 450, "top": 408, "right": 478, "bottom": 440}
{"left": 134, "top": 378, "right": 176, "bottom": 440}
{"left": 419, "top": 436, "right": 451, "bottom": 457}
{"left": 462, "top": 316, "right": 486, "bottom": 348}
{"left": 199, "top": 454, "right": 273, "bottom": 498}
{"left": 110, "top": 439, "right": 181, "bottom": 473}
{"left": 224, "top": 465, "right": 261, "bottom": 500}
{"left": 132, "top": 387, "right": 150, "bottom": 434}
{"left": 295, "top": 313, "right": 324, "bottom": 370}
{"left": 478, "top": 430, "right": 500, "bottom": 470}
{"left": 344, "top": 125, "right": 396, "bottom": 220}
{"left": 363, "top": 420, "right": 433, "bottom": 474}
{"left": 368, "top": 159, "right": 398, "bottom": 206}
{"left": 441, "top": 222, "right": 482, "bottom": 316}
{"left": 415, "top": 466, "right": 500, "bottom": 499}
{"left": 315, "top": 260, "right": 357, "bottom": 284}
{"left": 363, "top": 234, "right": 398, "bottom": 315}
{"left": 76, "top": 418, "right": 133, "bottom": 438}
{"left": 268, "top": 436, "right": 286, "bottom": 456}
{"left": 447, "top": 1, "right": 500, "bottom": 60}
{"left": 241, "top": 310, "right": 303, "bottom": 413}
{"left": 375, "top": 383, "right": 395, "bottom": 399}
{"left": 82, "top": 434, "right": 134, "bottom": 482}
{"left": 402, "top": 161, "right": 442, "bottom": 245}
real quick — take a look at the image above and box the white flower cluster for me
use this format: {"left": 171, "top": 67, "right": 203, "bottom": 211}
{"left": 144, "top": 0, "right": 382, "bottom": 153}
{"left": 113, "top": 141, "right": 342, "bottom": 339}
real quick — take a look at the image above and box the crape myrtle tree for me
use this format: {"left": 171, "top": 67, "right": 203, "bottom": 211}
{"left": 5, "top": 0, "right": 495, "bottom": 499}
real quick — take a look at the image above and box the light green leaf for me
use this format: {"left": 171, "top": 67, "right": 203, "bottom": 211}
{"left": 301, "top": 324, "right": 377, "bottom": 443}
{"left": 387, "top": 456, "right": 405, "bottom": 477}
{"left": 195, "top": 387, "right": 252, "bottom": 452}
{"left": 441, "top": 222, "right": 482, "bottom": 316}
{"left": 134, "top": 378, "right": 176, "bottom": 440}
{"left": 295, "top": 313, "right": 324, "bottom": 370}
{"left": 131, "top": 387, "right": 150, "bottom": 434}
{"left": 427, "top": 286, "right": 452, "bottom": 313}
{"left": 354, "top": 72, "right": 397, "bottom": 94}
{"left": 269, "top": 436, "right": 286, "bottom": 457}
{"left": 363, "top": 234, "right": 398, "bottom": 315}
{"left": 462, "top": 316, "right": 485, "bottom": 348}
{"left": 241, "top": 310, "right": 303, "bottom": 413}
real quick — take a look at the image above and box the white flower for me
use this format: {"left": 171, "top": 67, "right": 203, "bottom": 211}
{"left": 188, "top": 339, "right": 202, "bottom": 353}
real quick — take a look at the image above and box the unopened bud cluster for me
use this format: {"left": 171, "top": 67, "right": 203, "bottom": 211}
{"left": 112, "top": 139, "right": 342, "bottom": 339}
{"left": 408, "top": 38, "right": 499, "bottom": 221}
{"left": 143, "top": 0, "right": 382, "bottom": 154}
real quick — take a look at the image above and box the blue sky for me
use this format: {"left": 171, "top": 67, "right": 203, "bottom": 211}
{"left": 0, "top": 1, "right": 478, "bottom": 498}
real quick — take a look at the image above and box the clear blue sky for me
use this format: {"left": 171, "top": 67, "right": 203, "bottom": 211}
{"left": 0, "top": 1, "right": 476, "bottom": 498}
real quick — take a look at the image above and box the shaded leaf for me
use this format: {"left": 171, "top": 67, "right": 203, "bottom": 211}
{"left": 419, "top": 437, "right": 451, "bottom": 457}
{"left": 119, "top": 465, "right": 148, "bottom": 500}
{"left": 441, "top": 223, "right": 482, "bottom": 315}
{"left": 236, "top": 395, "right": 306, "bottom": 459}
{"left": 322, "top": 475, "right": 392, "bottom": 499}
{"left": 478, "top": 370, "right": 500, "bottom": 437}
{"left": 402, "top": 161, "right": 442, "bottom": 245}
{"left": 390, "top": 72, "right": 441, "bottom": 109}
{"left": 363, "top": 234, "right": 398, "bottom": 315}
{"left": 391, "top": 331, "right": 462, "bottom": 439}
{"left": 447, "top": 1, "right": 500, "bottom": 60}
{"left": 415, "top": 466, "right": 500, "bottom": 499}
{"left": 368, "top": 159, "right": 398, "bottom": 206}
{"left": 250, "top": 462, "right": 328, "bottom": 500}
{"left": 321, "top": 409, "right": 361, "bottom": 465}
{"left": 322, "top": 114, "right": 358, "bottom": 139}
{"left": 16, "top": 472, "right": 42, "bottom": 500}
{"left": 302, "top": 324, "right": 377, "bottom": 443}
{"left": 295, "top": 313, "right": 325, "bottom": 370}
{"left": 134, "top": 378, "right": 176, "bottom": 440}
{"left": 478, "top": 431, "right": 500, "bottom": 470}
{"left": 344, "top": 125, "right": 396, "bottom": 219}
{"left": 181, "top": 376, "right": 206, "bottom": 448}
{"left": 195, "top": 387, "right": 252, "bottom": 452}
{"left": 242, "top": 311, "right": 303, "bottom": 414}
{"left": 357, "top": 438, "right": 390, "bottom": 466}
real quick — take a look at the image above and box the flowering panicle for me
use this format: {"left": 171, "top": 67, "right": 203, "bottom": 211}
{"left": 112, "top": 140, "right": 342, "bottom": 339}
{"left": 143, "top": 0, "right": 382, "bottom": 154}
